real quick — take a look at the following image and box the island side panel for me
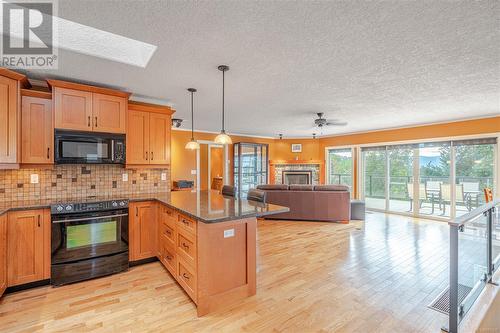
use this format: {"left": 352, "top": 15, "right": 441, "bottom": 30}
{"left": 196, "top": 217, "right": 257, "bottom": 316}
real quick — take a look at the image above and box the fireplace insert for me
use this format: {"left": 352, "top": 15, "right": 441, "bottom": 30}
{"left": 282, "top": 170, "right": 313, "bottom": 185}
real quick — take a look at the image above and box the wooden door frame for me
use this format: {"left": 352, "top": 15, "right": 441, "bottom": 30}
{"left": 196, "top": 140, "right": 229, "bottom": 190}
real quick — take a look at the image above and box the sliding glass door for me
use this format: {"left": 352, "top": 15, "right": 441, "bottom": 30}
{"left": 361, "top": 137, "right": 497, "bottom": 220}
{"left": 388, "top": 146, "right": 414, "bottom": 213}
{"left": 418, "top": 142, "right": 451, "bottom": 218}
{"left": 454, "top": 139, "right": 496, "bottom": 217}
{"left": 327, "top": 148, "right": 353, "bottom": 191}
{"left": 362, "top": 148, "right": 386, "bottom": 210}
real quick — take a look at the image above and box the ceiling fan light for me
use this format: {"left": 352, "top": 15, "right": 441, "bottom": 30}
{"left": 214, "top": 131, "right": 232, "bottom": 145}
{"left": 185, "top": 140, "right": 200, "bottom": 150}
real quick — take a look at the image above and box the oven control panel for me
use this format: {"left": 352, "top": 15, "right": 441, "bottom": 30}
{"left": 51, "top": 199, "right": 129, "bottom": 214}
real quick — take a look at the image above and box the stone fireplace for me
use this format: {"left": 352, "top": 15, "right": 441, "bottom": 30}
{"left": 269, "top": 160, "right": 324, "bottom": 185}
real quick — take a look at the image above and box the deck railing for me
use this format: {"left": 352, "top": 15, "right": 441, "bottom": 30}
{"left": 446, "top": 199, "right": 499, "bottom": 333}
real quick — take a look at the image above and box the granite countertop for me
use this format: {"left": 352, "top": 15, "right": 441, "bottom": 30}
{"left": 0, "top": 190, "right": 289, "bottom": 223}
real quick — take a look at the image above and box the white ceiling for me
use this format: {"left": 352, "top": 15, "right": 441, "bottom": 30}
{"left": 26, "top": 0, "right": 499, "bottom": 138}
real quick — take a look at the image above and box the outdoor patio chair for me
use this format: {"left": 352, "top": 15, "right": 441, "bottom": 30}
{"left": 461, "top": 181, "right": 480, "bottom": 210}
{"left": 406, "top": 183, "right": 427, "bottom": 212}
{"left": 440, "top": 183, "right": 465, "bottom": 215}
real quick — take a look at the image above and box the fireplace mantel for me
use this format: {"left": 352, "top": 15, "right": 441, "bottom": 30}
{"left": 269, "top": 160, "right": 324, "bottom": 184}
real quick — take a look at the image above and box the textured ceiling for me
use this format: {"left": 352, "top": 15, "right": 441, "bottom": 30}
{"left": 26, "top": 0, "right": 499, "bottom": 138}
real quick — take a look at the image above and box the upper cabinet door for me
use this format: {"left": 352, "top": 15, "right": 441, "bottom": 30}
{"left": 149, "top": 113, "right": 171, "bottom": 165}
{"left": 21, "top": 96, "right": 53, "bottom": 164}
{"left": 0, "top": 76, "right": 19, "bottom": 164}
{"left": 54, "top": 87, "right": 92, "bottom": 131}
{"left": 127, "top": 110, "right": 150, "bottom": 164}
{"left": 92, "top": 93, "right": 126, "bottom": 134}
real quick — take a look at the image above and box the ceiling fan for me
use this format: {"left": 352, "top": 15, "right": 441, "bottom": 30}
{"left": 313, "top": 112, "right": 347, "bottom": 128}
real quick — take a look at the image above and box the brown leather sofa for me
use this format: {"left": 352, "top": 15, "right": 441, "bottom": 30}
{"left": 256, "top": 184, "right": 350, "bottom": 223}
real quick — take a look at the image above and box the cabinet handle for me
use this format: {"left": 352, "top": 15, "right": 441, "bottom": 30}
{"left": 95, "top": 117, "right": 98, "bottom": 127}
{"left": 37, "top": 215, "right": 41, "bottom": 227}
{"left": 165, "top": 230, "right": 171, "bottom": 235}
{"left": 145, "top": 151, "right": 148, "bottom": 160}
{"left": 182, "top": 219, "right": 189, "bottom": 226}
{"left": 166, "top": 255, "right": 172, "bottom": 260}
{"left": 88, "top": 116, "right": 91, "bottom": 127}
{"left": 151, "top": 151, "right": 153, "bottom": 160}
{"left": 182, "top": 273, "right": 190, "bottom": 280}
{"left": 136, "top": 207, "right": 138, "bottom": 217}
{"left": 47, "top": 147, "right": 50, "bottom": 159}
{"left": 182, "top": 242, "right": 189, "bottom": 249}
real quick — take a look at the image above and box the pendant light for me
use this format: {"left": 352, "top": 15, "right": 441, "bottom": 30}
{"left": 214, "top": 65, "right": 232, "bottom": 145}
{"left": 185, "top": 88, "right": 200, "bottom": 150}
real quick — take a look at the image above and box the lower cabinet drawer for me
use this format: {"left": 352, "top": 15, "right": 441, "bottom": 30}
{"left": 161, "top": 241, "right": 177, "bottom": 277}
{"left": 177, "top": 230, "right": 196, "bottom": 266}
{"left": 177, "top": 257, "right": 197, "bottom": 301}
{"left": 160, "top": 221, "right": 176, "bottom": 248}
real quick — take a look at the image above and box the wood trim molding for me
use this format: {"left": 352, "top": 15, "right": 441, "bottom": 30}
{"left": 46, "top": 79, "right": 131, "bottom": 98}
{"left": 21, "top": 88, "right": 52, "bottom": 99}
{"left": 128, "top": 101, "right": 175, "bottom": 115}
{"left": 0, "top": 68, "right": 31, "bottom": 88}
{"left": 125, "top": 164, "right": 170, "bottom": 169}
{"left": 269, "top": 159, "right": 324, "bottom": 165}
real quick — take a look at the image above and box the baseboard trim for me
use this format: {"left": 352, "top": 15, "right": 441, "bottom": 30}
{"left": 129, "top": 256, "right": 158, "bottom": 267}
{"left": 6, "top": 279, "right": 50, "bottom": 294}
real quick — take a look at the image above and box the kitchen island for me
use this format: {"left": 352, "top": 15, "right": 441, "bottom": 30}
{"left": 0, "top": 190, "right": 288, "bottom": 316}
{"left": 133, "top": 190, "right": 289, "bottom": 316}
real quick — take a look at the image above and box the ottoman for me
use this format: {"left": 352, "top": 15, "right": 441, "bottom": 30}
{"left": 350, "top": 200, "right": 365, "bottom": 220}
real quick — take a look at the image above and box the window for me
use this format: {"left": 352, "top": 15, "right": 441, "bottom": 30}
{"left": 362, "top": 147, "right": 386, "bottom": 210}
{"left": 361, "top": 137, "right": 497, "bottom": 220}
{"left": 327, "top": 148, "right": 353, "bottom": 191}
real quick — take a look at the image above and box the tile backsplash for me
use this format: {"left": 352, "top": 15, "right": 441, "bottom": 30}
{"left": 0, "top": 165, "right": 170, "bottom": 202}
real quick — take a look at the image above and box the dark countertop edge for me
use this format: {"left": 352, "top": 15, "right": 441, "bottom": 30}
{"left": 0, "top": 197, "right": 290, "bottom": 224}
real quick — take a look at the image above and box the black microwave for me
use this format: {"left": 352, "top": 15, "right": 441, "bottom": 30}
{"left": 55, "top": 130, "right": 125, "bottom": 164}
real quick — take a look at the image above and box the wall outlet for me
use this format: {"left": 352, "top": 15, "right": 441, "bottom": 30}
{"left": 161, "top": 173, "right": 167, "bottom": 181}
{"left": 30, "top": 174, "right": 39, "bottom": 184}
{"left": 122, "top": 173, "right": 128, "bottom": 182}
{"left": 223, "top": 229, "right": 235, "bottom": 238}
{"left": 191, "top": 169, "right": 197, "bottom": 175}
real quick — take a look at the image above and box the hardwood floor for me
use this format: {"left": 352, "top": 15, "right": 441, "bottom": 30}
{"left": 0, "top": 212, "right": 449, "bottom": 332}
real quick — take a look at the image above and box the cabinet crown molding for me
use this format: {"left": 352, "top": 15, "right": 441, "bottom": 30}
{"left": 128, "top": 100, "right": 175, "bottom": 115}
{"left": 47, "top": 79, "right": 131, "bottom": 98}
{"left": 0, "top": 68, "right": 31, "bottom": 88}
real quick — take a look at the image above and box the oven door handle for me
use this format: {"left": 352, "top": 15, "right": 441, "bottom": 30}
{"left": 52, "top": 213, "right": 128, "bottom": 224}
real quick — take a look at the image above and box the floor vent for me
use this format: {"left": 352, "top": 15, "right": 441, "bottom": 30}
{"left": 428, "top": 284, "right": 472, "bottom": 315}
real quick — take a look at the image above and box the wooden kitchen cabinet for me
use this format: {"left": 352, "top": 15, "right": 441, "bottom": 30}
{"left": 127, "top": 110, "right": 150, "bottom": 164}
{"left": 126, "top": 101, "right": 174, "bottom": 167}
{"left": 92, "top": 93, "right": 126, "bottom": 133}
{"left": 129, "top": 202, "right": 157, "bottom": 261}
{"left": 7, "top": 209, "right": 51, "bottom": 287}
{"left": 0, "top": 68, "right": 29, "bottom": 167}
{"left": 0, "top": 214, "right": 7, "bottom": 297}
{"left": 53, "top": 87, "right": 93, "bottom": 131}
{"left": 21, "top": 96, "right": 53, "bottom": 164}
{"left": 149, "top": 112, "right": 171, "bottom": 165}
{"left": 49, "top": 80, "right": 130, "bottom": 134}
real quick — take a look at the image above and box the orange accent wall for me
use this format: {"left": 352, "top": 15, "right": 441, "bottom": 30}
{"left": 171, "top": 117, "right": 499, "bottom": 191}
{"left": 319, "top": 117, "right": 500, "bottom": 149}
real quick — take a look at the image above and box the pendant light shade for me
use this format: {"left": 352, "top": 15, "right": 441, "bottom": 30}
{"left": 185, "top": 88, "right": 200, "bottom": 150}
{"left": 214, "top": 65, "right": 232, "bottom": 145}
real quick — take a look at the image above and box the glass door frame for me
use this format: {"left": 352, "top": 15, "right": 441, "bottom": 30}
{"left": 324, "top": 145, "right": 356, "bottom": 197}
{"left": 358, "top": 134, "right": 498, "bottom": 222}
